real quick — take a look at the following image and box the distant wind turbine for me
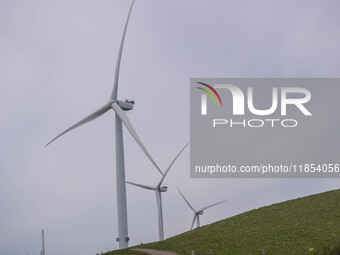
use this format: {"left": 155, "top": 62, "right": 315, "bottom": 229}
{"left": 45, "top": 0, "right": 162, "bottom": 249}
{"left": 127, "top": 142, "right": 189, "bottom": 241}
{"left": 41, "top": 229, "right": 45, "bottom": 255}
{"left": 177, "top": 188, "right": 227, "bottom": 230}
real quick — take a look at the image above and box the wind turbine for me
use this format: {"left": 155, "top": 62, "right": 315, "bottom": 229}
{"left": 41, "top": 229, "right": 45, "bottom": 255}
{"left": 177, "top": 188, "right": 227, "bottom": 230}
{"left": 126, "top": 142, "right": 189, "bottom": 241}
{"left": 45, "top": 0, "right": 163, "bottom": 249}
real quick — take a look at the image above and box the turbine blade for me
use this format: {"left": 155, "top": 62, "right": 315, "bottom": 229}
{"left": 111, "top": 103, "right": 164, "bottom": 176}
{"left": 111, "top": 0, "right": 135, "bottom": 100}
{"left": 157, "top": 142, "right": 189, "bottom": 187}
{"left": 201, "top": 200, "right": 227, "bottom": 211}
{"left": 190, "top": 215, "right": 197, "bottom": 230}
{"left": 45, "top": 103, "right": 111, "bottom": 147}
{"left": 177, "top": 187, "right": 195, "bottom": 212}
{"left": 126, "top": 181, "right": 155, "bottom": 190}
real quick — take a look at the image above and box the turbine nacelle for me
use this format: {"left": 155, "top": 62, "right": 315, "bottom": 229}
{"left": 114, "top": 100, "right": 135, "bottom": 111}
{"left": 159, "top": 186, "right": 168, "bottom": 192}
{"left": 197, "top": 210, "right": 204, "bottom": 215}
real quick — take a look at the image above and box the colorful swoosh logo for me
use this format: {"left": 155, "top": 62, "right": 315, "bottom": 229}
{"left": 196, "top": 82, "right": 223, "bottom": 106}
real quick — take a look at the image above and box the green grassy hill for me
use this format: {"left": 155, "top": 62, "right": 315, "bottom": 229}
{"left": 106, "top": 189, "right": 340, "bottom": 255}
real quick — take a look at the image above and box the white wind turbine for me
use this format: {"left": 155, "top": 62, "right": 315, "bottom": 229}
{"left": 41, "top": 229, "right": 45, "bottom": 255}
{"left": 126, "top": 142, "right": 189, "bottom": 241}
{"left": 177, "top": 188, "right": 227, "bottom": 230}
{"left": 45, "top": 0, "right": 163, "bottom": 249}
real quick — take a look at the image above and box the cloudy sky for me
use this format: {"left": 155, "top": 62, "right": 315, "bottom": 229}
{"left": 1, "top": 0, "right": 339, "bottom": 254}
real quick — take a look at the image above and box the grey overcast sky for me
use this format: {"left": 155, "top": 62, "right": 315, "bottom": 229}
{"left": 0, "top": 0, "right": 339, "bottom": 254}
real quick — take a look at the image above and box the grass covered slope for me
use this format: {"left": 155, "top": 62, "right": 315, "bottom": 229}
{"left": 108, "top": 189, "right": 340, "bottom": 255}
{"left": 105, "top": 250, "right": 147, "bottom": 255}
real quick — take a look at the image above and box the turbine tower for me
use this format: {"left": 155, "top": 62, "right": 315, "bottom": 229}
{"left": 41, "top": 229, "right": 45, "bottom": 255}
{"left": 127, "top": 142, "right": 189, "bottom": 241}
{"left": 45, "top": 0, "right": 162, "bottom": 249}
{"left": 177, "top": 188, "right": 227, "bottom": 230}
